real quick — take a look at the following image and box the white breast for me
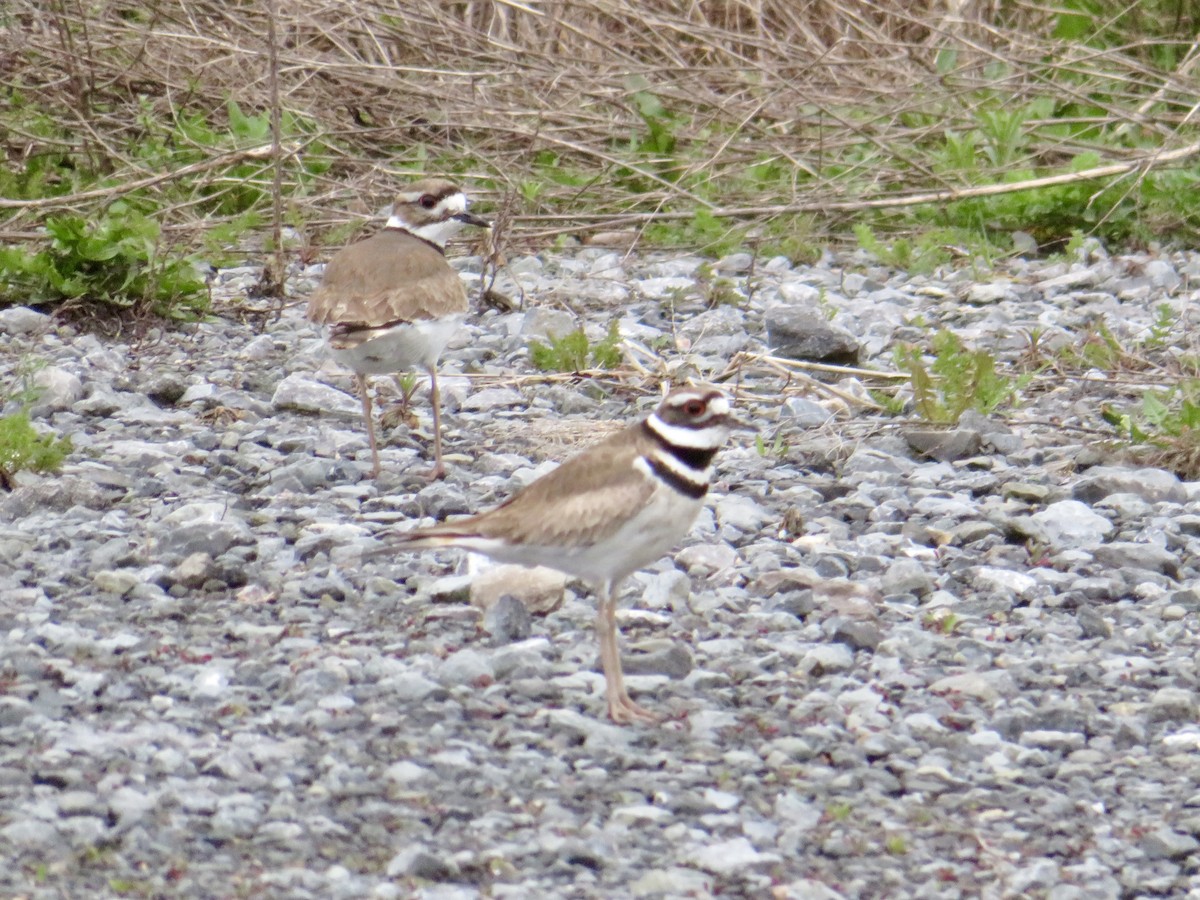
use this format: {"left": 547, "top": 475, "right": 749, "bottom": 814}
{"left": 468, "top": 479, "right": 704, "bottom": 586}
{"left": 329, "top": 316, "right": 463, "bottom": 374}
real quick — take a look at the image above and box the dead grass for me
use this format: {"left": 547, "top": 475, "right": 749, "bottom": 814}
{"left": 2, "top": 1, "right": 1199, "bottom": 250}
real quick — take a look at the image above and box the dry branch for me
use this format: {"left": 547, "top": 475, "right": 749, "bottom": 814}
{"left": 2, "top": 0, "right": 1199, "bottom": 248}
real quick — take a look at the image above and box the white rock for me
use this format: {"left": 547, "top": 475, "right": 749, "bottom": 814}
{"left": 685, "top": 837, "right": 777, "bottom": 875}
{"left": 436, "top": 648, "right": 494, "bottom": 686}
{"left": 32, "top": 365, "right": 83, "bottom": 412}
{"left": 384, "top": 760, "right": 431, "bottom": 785}
{"left": 930, "top": 670, "right": 1018, "bottom": 702}
{"left": 1031, "top": 500, "right": 1114, "bottom": 550}
{"left": 970, "top": 566, "right": 1038, "bottom": 600}
{"left": 271, "top": 373, "right": 360, "bottom": 418}
{"left": 631, "top": 868, "right": 713, "bottom": 897}
{"left": 461, "top": 387, "right": 524, "bottom": 412}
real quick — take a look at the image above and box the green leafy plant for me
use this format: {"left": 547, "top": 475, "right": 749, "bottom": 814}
{"left": 0, "top": 202, "right": 209, "bottom": 320}
{"left": 1143, "top": 303, "right": 1178, "bottom": 351}
{"left": 643, "top": 208, "right": 746, "bottom": 257}
{"left": 694, "top": 262, "right": 744, "bottom": 308}
{"left": 1103, "top": 380, "right": 1200, "bottom": 477}
{"left": 1054, "top": 322, "right": 1131, "bottom": 373}
{"left": 853, "top": 224, "right": 956, "bottom": 275}
{"left": 755, "top": 430, "right": 788, "bottom": 459}
{"left": 0, "top": 409, "right": 72, "bottom": 490}
{"left": 868, "top": 389, "right": 907, "bottom": 416}
{"left": 922, "top": 611, "right": 961, "bottom": 634}
{"left": 895, "top": 329, "right": 1024, "bottom": 424}
{"left": 825, "top": 802, "right": 853, "bottom": 822}
{"left": 529, "top": 321, "right": 623, "bottom": 372}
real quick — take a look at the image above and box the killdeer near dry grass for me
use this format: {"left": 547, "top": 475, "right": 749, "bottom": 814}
{"left": 306, "top": 178, "right": 489, "bottom": 478}
{"left": 376, "top": 387, "right": 737, "bottom": 724}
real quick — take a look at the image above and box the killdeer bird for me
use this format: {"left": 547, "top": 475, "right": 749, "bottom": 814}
{"left": 306, "top": 178, "right": 489, "bottom": 478}
{"left": 376, "top": 387, "right": 737, "bottom": 724}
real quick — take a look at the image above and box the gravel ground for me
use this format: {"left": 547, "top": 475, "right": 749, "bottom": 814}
{"left": 3, "top": 244, "right": 1200, "bottom": 899}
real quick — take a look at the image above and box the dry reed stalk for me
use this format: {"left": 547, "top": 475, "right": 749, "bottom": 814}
{"left": 2, "top": 0, "right": 1197, "bottom": 250}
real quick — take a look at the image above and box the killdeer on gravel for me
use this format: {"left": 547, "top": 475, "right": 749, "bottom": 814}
{"left": 377, "top": 387, "right": 737, "bottom": 724}
{"left": 306, "top": 178, "right": 489, "bottom": 478}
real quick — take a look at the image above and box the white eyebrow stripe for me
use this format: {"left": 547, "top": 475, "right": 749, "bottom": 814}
{"left": 646, "top": 415, "right": 727, "bottom": 449}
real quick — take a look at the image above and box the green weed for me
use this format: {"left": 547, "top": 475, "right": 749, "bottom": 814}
{"left": 529, "top": 321, "right": 622, "bottom": 372}
{"left": 895, "top": 329, "right": 1025, "bottom": 424}
{"left": 1143, "top": 303, "right": 1178, "bottom": 351}
{"left": 694, "top": 262, "right": 744, "bottom": 309}
{"left": 826, "top": 802, "right": 853, "bottom": 822}
{"left": 0, "top": 409, "right": 72, "bottom": 490}
{"left": 755, "top": 430, "right": 787, "bottom": 459}
{"left": 643, "top": 208, "right": 746, "bottom": 257}
{"left": 0, "top": 202, "right": 208, "bottom": 320}
{"left": 922, "top": 611, "right": 961, "bottom": 634}
{"left": 1103, "top": 380, "right": 1200, "bottom": 478}
{"left": 1054, "top": 322, "right": 1132, "bottom": 373}
{"left": 853, "top": 224, "right": 955, "bottom": 275}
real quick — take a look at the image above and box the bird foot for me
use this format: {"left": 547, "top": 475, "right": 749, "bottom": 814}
{"left": 606, "top": 693, "right": 659, "bottom": 725}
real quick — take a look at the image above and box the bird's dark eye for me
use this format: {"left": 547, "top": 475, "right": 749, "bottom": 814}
{"left": 684, "top": 398, "right": 707, "bottom": 416}
{"left": 419, "top": 195, "right": 437, "bottom": 210}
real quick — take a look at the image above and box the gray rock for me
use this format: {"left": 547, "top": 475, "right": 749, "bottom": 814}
{"left": 904, "top": 428, "right": 983, "bottom": 462}
{"left": 620, "top": 642, "right": 693, "bottom": 678}
{"left": 483, "top": 594, "right": 533, "bottom": 645}
{"left": 383, "top": 672, "right": 444, "bottom": 702}
{"left": 930, "top": 670, "right": 1017, "bottom": 702}
{"left": 801, "top": 644, "right": 855, "bottom": 675}
{"left": 831, "top": 620, "right": 882, "bottom": 651}
{"left": 778, "top": 282, "right": 822, "bottom": 305}
{"left": 1141, "top": 828, "right": 1200, "bottom": 860}
{"left": 240, "top": 334, "right": 276, "bottom": 360}
{"left": 436, "top": 648, "right": 494, "bottom": 686}
{"left": 1093, "top": 541, "right": 1179, "bottom": 577}
{"left": 765, "top": 306, "right": 859, "bottom": 365}
{"left": 141, "top": 371, "right": 188, "bottom": 405}
{"left": 520, "top": 308, "right": 576, "bottom": 340}
{"left": 881, "top": 558, "right": 934, "bottom": 597}
{"left": 1039, "top": 268, "right": 1101, "bottom": 292}
{"left": 0, "top": 305, "right": 51, "bottom": 334}
{"left": 386, "top": 844, "right": 457, "bottom": 880}
{"left": 782, "top": 397, "right": 835, "bottom": 427}
{"left": 271, "top": 373, "right": 360, "bottom": 418}
{"left": 1073, "top": 466, "right": 1186, "bottom": 504}
{"left": 1076, "top": 607, "right": 1113, "bottom": 639}
{"left": 966, "top": 282, "right": 1017, "bottom": 304}
{"left": 461, "top": 387, "right": 524, "bottom": 411}
{"left": 1148, "top": 687, "right": 1196, "bottom": 722}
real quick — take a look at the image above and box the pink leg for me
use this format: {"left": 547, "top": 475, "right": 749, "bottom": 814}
{"left": 358, "top": 375, "right": 381, "bottom": 478}
{"left": 596, "top": 582, "right": 658, "bottom": 724}
{"left": 427, "top": 365, "right": 446, "bottom": 480}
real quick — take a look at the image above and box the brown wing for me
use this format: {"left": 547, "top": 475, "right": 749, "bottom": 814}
{"left": 306, "top": 230, "right": 468, "bottom": 327}
{"left": 453, "top": 424, "right": 658, "bottom": 549}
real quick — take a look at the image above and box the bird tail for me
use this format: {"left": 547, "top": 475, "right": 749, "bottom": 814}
{"left": 364, "top": 526, "right": 478, "bottom": 559}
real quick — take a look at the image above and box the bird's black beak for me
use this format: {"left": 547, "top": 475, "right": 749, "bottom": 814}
{"left": 455, "top": 212, "right": 491, "bottom": 229}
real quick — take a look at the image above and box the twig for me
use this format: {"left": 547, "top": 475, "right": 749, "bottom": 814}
{"left": 266, "top": 0, "right": 287, "bottom": 310}
{"left": 0, "top": 144, "right": 294, "bottom": 210}
{"left": 514, "top": 139, "right": 1200, "bottom": 234}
